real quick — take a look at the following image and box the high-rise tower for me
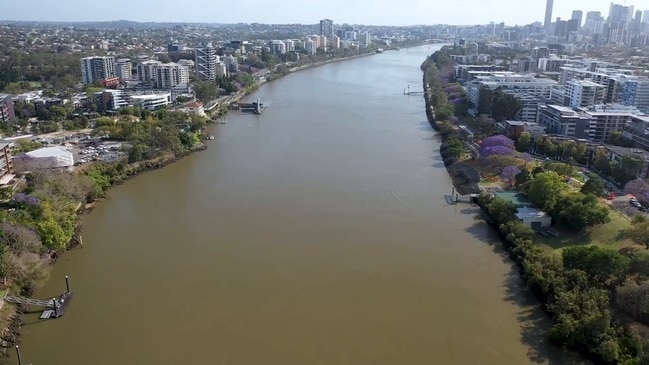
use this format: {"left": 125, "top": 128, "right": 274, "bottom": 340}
{"left": 544, "top": 0, "right": 554, "bottom": 30}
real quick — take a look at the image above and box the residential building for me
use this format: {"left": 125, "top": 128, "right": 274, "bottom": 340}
{"left": 96, "top": 90, "right": 129, "bottom": 112}
{"left": 319, "top": 19, "right": 334, "bottom": 37}
{"left": 0, "top": 94, "right": 15, "bottom": 124}
{"left": 0, "top": 142, "right": 13, "bottom": 186}
{"left": 565, "top": 80, "right": 606, "bottom": 109}
{"left": 137, "top": 60, "right": 188, "bottom": 89}
{"left": 623, "top": 115, "right": 649, "bottom": 150}
{"left": 467, "top": 73, "right": 557, "bottom": 114}
{"left": 604, "top": 144, "right": 649, "bottom": 178}
{"left": 537, "top": 104, "right": 592, "bottom": 139}
{"left": 80, "top": 56, "right": 116, "bottom": 85}
{"left": 115, "top": 58, "right": 132, "bottom": 83}
{"left": 621, "top": 78, "right": 649, "bottom": 113}
{"left": 195, "top": 44, "right": 218, "bottom": 81}
{"left": 305, "top": 40, "right": 317, "bottom": 55}
{"left": 579, "top": 104, "right": 643, "bottom": 142}
{"left": 183, "top": 101, "right": 205, "bottom": 117}
{"left": 154, "top": 63, "right": 189, "bottom": 89}
{"left": 360, "top": 32, "right": 371, "bottom": 46}
{"left": 513, "top": 93, "right": 544, "bottom": 123}
{"left": 269, "top": 40, "right": 286, "bottom": 55}
{"left": 224, "top": 55, "right": 239, "bottom": 74}
{"left": 130, "top": 93, "right": 171, "bottom": 111}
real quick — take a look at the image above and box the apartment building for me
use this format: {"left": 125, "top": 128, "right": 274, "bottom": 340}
{"left": 115, "top": 58, "right": 132, "bottom": 83}
{"left": 467, "top": 73, "right": 557, "bottom": 114}
{"left": 0, "top": 94, "right": 15, "bottom": 124}
{"left": 195, "top": 44, "right": 218, "bottom": 81}
{"left": 579, "top": 104, "right": 643, "bottom": 142}
{"left": 623, "top": 115, "right": 649, "bottom": 150}
{"left": 137, "top": 60, "right": 189, "bottom": 89}
{"left": 80, "top": 56, "right": 116, "bottom": 85}
{"left": 621, "top": 77, "right": 649, "bottom": 113}
{"left": 565, "top": 79, "right": 605, "bottom": 108}
{"left": 537, "top": 104, "right": 592, "bottom": 139}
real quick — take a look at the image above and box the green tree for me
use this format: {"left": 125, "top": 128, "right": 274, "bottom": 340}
{"left": 491, "top": 89, "right": 521, "bottom": 122}
{"left": 611, "top": 156, "right": 644, "bottom": 186}
{"left": 629, "top": 219, "right": 649, "bottom": 249}
{"left": 192, "top": 80, "right": 218, "bottom": 103}
{"left": 581, "top": 175, "right": 606, "bottom": 197}
{"left": 527, "top": 171, "right": 564, "bottom": 211}
{"left": 553, "top": 193, "right": 610, "bottom": 230}
{"left": 562, "top": 246, "right": 629, "bottom": 286}
{"left": 514, "top": 167, "right": 532, "bottom": 188}
{"left": 486, "top": 198, "right": 517, "bottom": 224}
{"left": 516, "top": 132, "right": 532, "bottom": 152}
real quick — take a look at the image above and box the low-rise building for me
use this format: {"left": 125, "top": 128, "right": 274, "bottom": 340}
{"left": 623, "top": 115, "right": 649, "bottom": 151}
{"left": 515, "top": 207, "right": 552, "bottom": 228}
{"left": 183, "top": 101, "right": 205, "bottom": 117}
{"left": 499, "top": 120, "right": 546, "bottom": 139}
{"left": 13, "top": 146, "right": 74, "bottom": 172}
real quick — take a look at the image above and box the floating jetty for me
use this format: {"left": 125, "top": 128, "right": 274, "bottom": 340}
{"left": 4, "top": 276, "right": 74, "bottom": 320}
{"left": 234, "top": 98, "right": 266, "bottom": 114}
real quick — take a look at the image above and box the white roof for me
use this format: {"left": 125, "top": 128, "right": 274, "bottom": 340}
{"left": 516, "top": 207, "right": 550, "bottom": 220}
{"left": 26, "top": 146, "right": 72, "bottom": 158}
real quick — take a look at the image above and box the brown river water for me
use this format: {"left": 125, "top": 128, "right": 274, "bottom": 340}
{"left": 17, "top": 44, "right": 587, "bottom": 365}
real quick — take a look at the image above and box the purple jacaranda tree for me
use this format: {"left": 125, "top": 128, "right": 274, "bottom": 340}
{"left": 482, "top": 145, "right": 515, "bottom": 159}
{"left": 625, "top": 178, "right": 649, "bottom": 203}
{"left": 14, "top": 193, "right": 40, "bottom": 206}
{"left": 480, "top": 135, "right": 515, "bottom": 158}
{"left": 501, "top": 165, "right": 521, "bottom": 187}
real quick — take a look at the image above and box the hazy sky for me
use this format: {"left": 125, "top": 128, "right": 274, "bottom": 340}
{"left": 2, "top": 0, "right": 644, "bottom": 26}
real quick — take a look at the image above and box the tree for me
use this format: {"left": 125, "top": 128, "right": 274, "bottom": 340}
{"left": 480, "top": 135, "right": 515, "bottom": 158}
{"left": 477, "top": 114, "right": 496, "bottom": 135}
{"left": 516, "top": 132, "right": 532, "bottom": 152}
{"left": 486, "top": 197, "right": 517, "bottom": 224}
{"left": 515, "top": 167, "right": 532, "bottom": 188}
{"left": 616, "top": 281, "right": 649, "bottom": 319}
{"left": 629, "top": 219, "right": 649, "bottom": 249}
{"left": 491, "top": 89, "right": 521, "bottom": 122}
{"left": 527, "top": 171, "right": 564, "bottom": 211}
{"left": 581, "top": 175, "right": 606, "bottom": 197}
{"left": 611, "top": 155, "right": 644, "bottom": 185}
{"left": 501, "top": 165, "right": 520, "bottom": 187}
{"left": 593, "top": 149, "right": 612, "bottom": 176}
{"left": 192, "top": 80, "right": 218, "bottom": 103}
{"left": 553, "top": 193, "right": 610, "bottom": 230}
{"left": 562, "top": 246, "right": 629, "bottom": 286}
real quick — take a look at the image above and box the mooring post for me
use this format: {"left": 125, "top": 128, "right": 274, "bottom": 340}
{"left": 451, "top": 187, "right": 455, "bottom": 196}
{"left": 65, "top": 276, "right": 70, "bottom": 294}
{"left": 15, "top": 345, "right": 22, "bottom": 365}
{"left": 53, "top": 298, "right": 58, "bottom": 317}
{"left": 79, "top": 235, "right": 83, "bottom": 248}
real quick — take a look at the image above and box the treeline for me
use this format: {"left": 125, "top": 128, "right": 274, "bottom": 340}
{"left": 480, "top": 193, "right": 649, "bottom": 364}
{"left": 0, "top": 171, "right": 101, "bottom": 294}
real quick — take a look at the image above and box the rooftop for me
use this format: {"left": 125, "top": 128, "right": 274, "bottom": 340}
{"left": 604, "top": 144, "right": 649, "bottom": 161}
{"left": 516, "top": 207, "right": 550, "bottom": 220}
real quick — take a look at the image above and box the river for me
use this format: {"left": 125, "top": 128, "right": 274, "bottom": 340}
{"left": 17, "top": 45, "right": 586, "bottom": 365}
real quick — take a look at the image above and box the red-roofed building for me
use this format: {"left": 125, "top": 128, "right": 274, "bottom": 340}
{"left": 183, "top": 101, "right": 205, "bottom": 116}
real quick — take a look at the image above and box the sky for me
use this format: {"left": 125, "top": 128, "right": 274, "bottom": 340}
{"left": 2, "top": 0, "right": 644, "bottom": 26}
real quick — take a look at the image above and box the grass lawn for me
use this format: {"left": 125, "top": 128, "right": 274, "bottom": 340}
{"left": 535, "top": 210, "right": 638, "bottom": 253}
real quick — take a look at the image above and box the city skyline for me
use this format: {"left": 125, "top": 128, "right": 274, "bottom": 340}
{"left": 1, "top": 0, "right": 643, "bottom": 26}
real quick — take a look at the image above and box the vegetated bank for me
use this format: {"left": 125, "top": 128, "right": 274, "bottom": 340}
{"left": 421, "top": 46, "right": 649, "bottom": 365}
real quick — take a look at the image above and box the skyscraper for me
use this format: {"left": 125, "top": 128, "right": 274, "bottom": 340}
{"left": 194, "top": 44, "right": 217, "bottom": 81}
{"left": 634, "top": 10, "right": 643, "bottom": 30}
{"left": 571, "top": 10, "right": 583, "bottom": 29}
{"left": 319, "top": 19, "right": 334, "bottom": 38}
{"left": 544, "top": 0, "right": 554, "bottom": 30}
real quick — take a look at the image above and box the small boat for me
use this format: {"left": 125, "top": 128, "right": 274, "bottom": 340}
{"left": 206, "top": 135, "right": 215, "bottom": 140}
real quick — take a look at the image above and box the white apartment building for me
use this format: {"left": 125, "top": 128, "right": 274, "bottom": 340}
{"left": 115, "top": 58, "right": 132, "bottom": 82}
{"left": 565, "top": 79, "right": 606, "bottom": 108}
{"left": 137, "top": 60, "right": 188, "bottom": 89}
{"left": 195, "top": 44, "right": 218, "bottom": 81}
{"left": 305, "top": 40, "right": 317, "bottom": 55}
{"left": 130, "top": 93, "right": 172, "bottom": 110}
{"left": 155, "top": 63, "right": 189, "bottom": 89}
{"left": 283, "top": 40, "right": 295, "bottom": 52}
{"left": 360, "top": 32, "right": 371, "bottom": 46}
{"left": 80, "top": 56, "right": 116, "bottom": 85}
{"left": 269, "top": 40, "right": 286, "bottom": 55}
{"left": 467, "top": 73, "right": 557, "bottom": 114}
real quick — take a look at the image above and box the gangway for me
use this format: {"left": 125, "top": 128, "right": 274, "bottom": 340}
{"left": 3, "top": 276, "right": 74, "bottom": 320}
